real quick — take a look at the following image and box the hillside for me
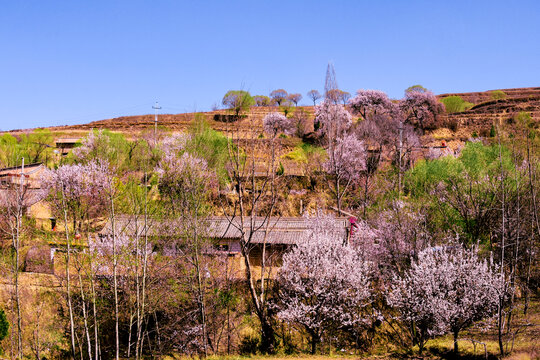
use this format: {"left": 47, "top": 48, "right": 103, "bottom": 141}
{"left": 437, "top": 87, "right": 540, "bottom": 138}
{"left": 3, "top": 88, "right": 539, "bottom": 146}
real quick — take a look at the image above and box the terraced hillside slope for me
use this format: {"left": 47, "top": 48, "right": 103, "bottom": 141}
{"left": 437, "top": 87, "right": 540, "bottom": 138}
{"left": 3, "top": 87, "right": 539, "bottom": 147}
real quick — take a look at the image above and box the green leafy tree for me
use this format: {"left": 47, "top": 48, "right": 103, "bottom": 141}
{"left": 19, "top": 129, "right": 54, "bottom": 164}
{"left": 440, "top": 96, "right": 474, "bottom": 113}
{"left": 491, "top": 90, "right": 507, "bottom": 100}
{"left": 186, "top": 115, "right": 231, "bottom": 185}
{"left": 405, "top": 141, "right": 515, "bottom": 242}
{"left": 405, "top": 84, "right": 428, "bottom": 94}
{"left": 222, "top": 90, "right": 254, "bottom": 119}
{"left": 253, "top": 95, "right": 272, "bottom": 106}
{"left": 0, "top": 134, "right": 22, "bottom": 167}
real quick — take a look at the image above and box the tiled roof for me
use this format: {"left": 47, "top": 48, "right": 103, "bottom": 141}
{"left": 99, "top": 215, "right": 350, "bottom": 245}
{"left": 0, "top": 163, "right": 44, "bottom": 177}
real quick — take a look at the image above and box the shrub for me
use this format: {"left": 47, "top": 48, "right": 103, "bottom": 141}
{"left": 0, "top": 308, "right": 8, "bottom": 350}
{"left": 444, "top": 117, "right": 459, "bottom": 132}
{"left": 515, "top": 111, "right": 534, "bottom": 128}
{"left": 491, "top": 90, "right": 507, "bottom": 100}
{"left": 490, "top": 124, "right": 496, "bottom": 137}
{"left": 239, "top": 334, "right": 260, "bottom": 355}
{"left": 440, "top": 96, "right": 474, "bottom": 113}
{"left": 187, "top": 117, "right": 232, "bottom": 185}
{"left": 213, "top": 114, "right": 246, "bottom": 122}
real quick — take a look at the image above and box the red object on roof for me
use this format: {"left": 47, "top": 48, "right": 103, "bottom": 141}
{"left": 349, "top": 216, "right": 358, "bottom": 237}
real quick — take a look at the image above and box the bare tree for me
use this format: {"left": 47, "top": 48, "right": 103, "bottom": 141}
{"left": 287, "top": 93, "right": 302, "bottom": 106}
{"left": 223, "top": 108, "right": 285, "bottom": 353}
{"left": 0, "top": 159, "right": 33, "bottom": 359}
{"left": 307, "top": 90, "right": 321, "bottom": 106}
{"left": 270, "top": 89, "right": 288, "bottom": 106}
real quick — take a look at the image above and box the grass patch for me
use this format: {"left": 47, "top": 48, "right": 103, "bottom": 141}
{"left": 283, "top": 143, "right": 326, "bottom": 163}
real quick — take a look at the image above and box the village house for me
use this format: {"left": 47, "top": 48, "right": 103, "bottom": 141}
{"left": 55, "top": 138, "right": 81, "bottom": 156}
{"left": 97, "top": 215, "right": 352, "bottom": 277}
{"left": 0, "top": 162, "right": 51, "bottom": 226}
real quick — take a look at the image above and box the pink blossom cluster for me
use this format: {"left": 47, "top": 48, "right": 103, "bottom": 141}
{"left": 323, "top": 133, "right": 366, "bottom": 182}
{"left": 262, "top": 112, "right": 296, "bottom": 137}
{"left": 351, "top": 202, "right": 429, "bottom": 277}
{"left": 88, "top": 234, "right": 153, "bottom": 274}
{"left": 276, "top": 213, "right": 374, "bottom": 348}
{"left": 155, "top": 150, "right": 214, "bottom": 195}
{"left": 159, "top": 133, "right": 191, "bottom": 157}
{"left": 399, "top": 90, "right": 444, "bottom": 130}
{"left": 42, "top": 160, "right": 113, "bottom": 201}
{"left": 348, "top": 89, "right": 396, "bottom": 120}
{"left": 72, "top": 129, "right": 109, "bottom": 161}
{"left": 314, "top": 100, "right": 352, "bottom": 139}
{"left": 386, "top": 245, "right": 505, "bottom": 348}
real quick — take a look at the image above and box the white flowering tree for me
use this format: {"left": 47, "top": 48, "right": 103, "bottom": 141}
{"left": 276, "top": 215, "right": 373, "bottom": 354}
{"left": 314, "top": 100, "right": 352, "bottom": 139}
{"left": 262, "top": 112, "right": 295, "bottom": 138}
{"left": 155, "top": 136, "right": 217, "bottom": 356}
{"left": 323, "top": 133, "right": 367, "bottom": 214}
{"left": 386, "top": 245, "right": 505, "bottom": 354}
{"left": 399, "top": 90, "right": 444, "bottom": 133}
{"left": 348, "top": 89, "right": 395, "bottom": 121}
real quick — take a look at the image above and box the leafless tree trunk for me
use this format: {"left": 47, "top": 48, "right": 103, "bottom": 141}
{"left": 75, "top": 260, "right": 93, "bottom": 360}
{"left": 224, "top": 113, "right": 280, "bottom": 353}
{"left": 59, "top": 178, "right": 77, "bottom": 359}
{"left": 135, "top": 173, "right": 150, "bottom": 360}
{"left": 14, "top": 178, "right": 24, "bottom": 359}
{"left": 109, "top": 193, "right": 120, "bottom": 360}
{"left": 496, "top": 132, "right": 507, "bottom": 357}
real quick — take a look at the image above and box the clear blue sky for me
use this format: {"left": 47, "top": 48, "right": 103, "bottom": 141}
{"left": 1, "top": 0, "right": 539, "bottom": 131}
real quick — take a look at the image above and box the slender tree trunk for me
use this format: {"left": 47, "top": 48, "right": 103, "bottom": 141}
{"left": 193, "top": 218, "right": 208, "bottom": 357}
{"left": 497, "top": 134, "right": 506, "bottom": 357}
{"left": 136, "top": 173, "right": 149, "bottom": 360}
{"left": 127, "top": 312, "right": 135, "bottom": 358}
{"left": 453, "top": 329, "right": 459, "bottom": 354}
{"left": 109, "top": 193, "right": 120, "bottom": 360}
{"left": 77, "top": 269, "right": 92, "bottom": 360}
{"left": 13, "top": 221, "right": 22, "bottom": 359}
{"left": 60, "top": 182, "right": 77, "bottom": 359}
{"left": 90, "top": 275, "right": 99, "bottom": 360}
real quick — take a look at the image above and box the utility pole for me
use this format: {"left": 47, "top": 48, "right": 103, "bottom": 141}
{"left": 152, "top": 101, "right": 161, "bottom": 142}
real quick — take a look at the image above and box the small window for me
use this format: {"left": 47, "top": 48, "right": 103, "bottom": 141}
{"left": 214, "top": 244, "right": 229, "bottom": 252}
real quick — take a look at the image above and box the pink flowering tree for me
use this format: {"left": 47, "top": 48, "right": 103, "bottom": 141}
{"left": 314, "top": 100, "right": 352, "bottom": 138}
{"left": 399, "top": 90, "right": 444, "bottom": 132}
{"left": 276, "top": 214, "right": 374, "bottom": 354}
{"left": 42, "top": 160, "right": 113, "bottom": 358}
{"left": 323, "top": 133, "right": 367, "bottom": 214}
{"left": 155, "top": 142, "right": 217, "bottom": 355}
{"left": 352, "top": 201, "right": 430, "bottom": 278}
{"left": 386, "top": 245, "right": 506, "bottom": 354}
{"left": 155, "top": 151, "right": 214, "bottom": 214}
{"left": 348, "top": 89, "right": 395, "bottom": 121}
{"left": 262, "top": 112, "right": 295, "bottom": 138}
{"left": 43, "top": 160, "right": 112, "bottom": 232}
